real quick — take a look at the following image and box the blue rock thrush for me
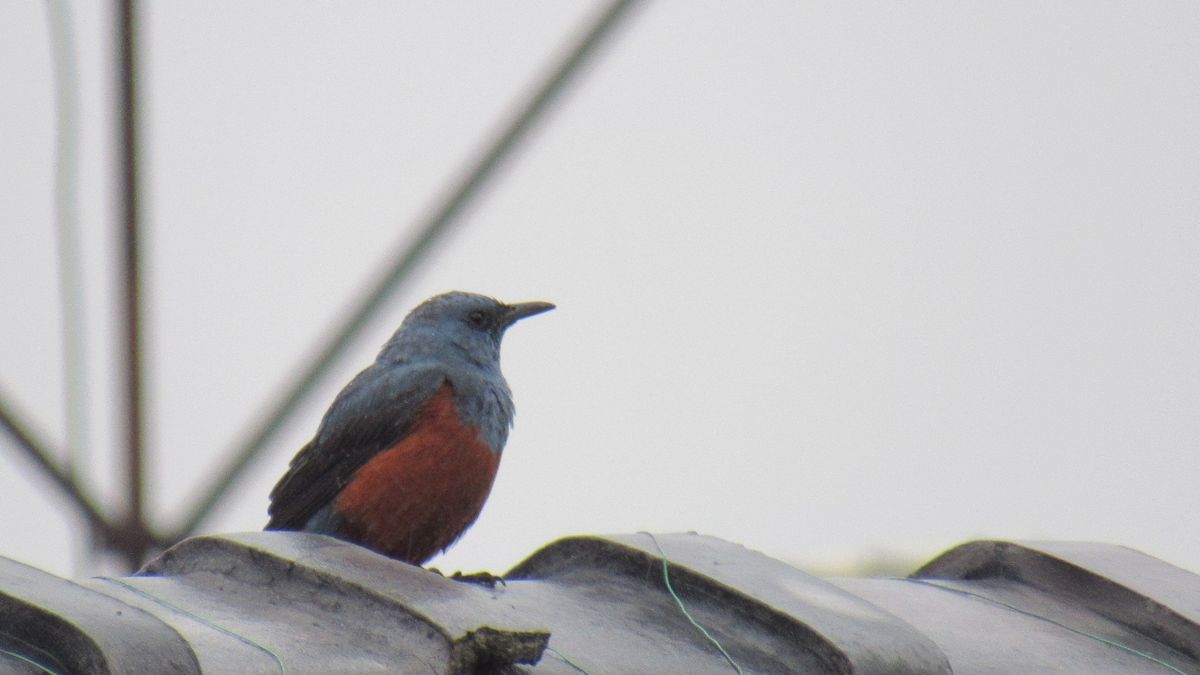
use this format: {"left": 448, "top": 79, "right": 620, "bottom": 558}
{"left": 265, "top": 291, "right": 554, "bottom": 565}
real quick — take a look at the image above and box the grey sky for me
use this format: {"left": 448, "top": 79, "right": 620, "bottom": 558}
{"left": 1, "top": 2, "right": 1197, "bottom": 577}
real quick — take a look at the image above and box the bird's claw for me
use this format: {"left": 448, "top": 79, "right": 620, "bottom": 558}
{"left": 449, "top": 570, "right": 507, "bottom": 588}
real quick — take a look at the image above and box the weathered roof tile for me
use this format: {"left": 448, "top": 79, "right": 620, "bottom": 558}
{"left": 1, "top": 533, "right": 1197, "bottom": 673}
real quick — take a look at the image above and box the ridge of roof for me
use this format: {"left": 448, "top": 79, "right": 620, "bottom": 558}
{"left": 0, "top": 555, "right": 199, "bottom": 674}
{"left": 914, "top": 539, "right": 1200, "bottom": 663}
{"left": 508, "top": 533, "right": 951, "bottom": 674}
{"left": 0, "top": 532, "right": 1196, "bottom": 673}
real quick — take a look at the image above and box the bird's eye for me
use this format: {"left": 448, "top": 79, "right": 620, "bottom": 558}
{"left": 467, "top": 310, "right": 487, "bottom": 327}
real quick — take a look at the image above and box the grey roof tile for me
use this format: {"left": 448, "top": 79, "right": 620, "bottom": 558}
{"left": 915, "top": 539, "right": 1200, "bottom": 661}
{"left": 507, "top": 533, "right": 951, "bottom": 674}
{"left": 90, "top": 532, "right": 548, "bottom": 674}
{"left": 0, "top": 556, "right": 199, "bottom": 674}
{"left": 0, "top": 533, "right": 1197, "bottom": 674}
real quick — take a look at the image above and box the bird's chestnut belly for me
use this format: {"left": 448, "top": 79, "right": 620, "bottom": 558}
{"left": 333, "top": 386, "right": 500, "bottom": 564}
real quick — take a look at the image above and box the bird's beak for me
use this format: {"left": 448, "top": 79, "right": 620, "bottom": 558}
{"left": 503, "top": 301, "right": 555, "bottom": 326}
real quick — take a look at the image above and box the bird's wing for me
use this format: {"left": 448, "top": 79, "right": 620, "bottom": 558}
{"left": 265, "top": 363, "right": 447, "bottom": 531}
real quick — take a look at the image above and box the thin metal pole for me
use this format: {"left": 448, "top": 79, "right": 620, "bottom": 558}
{"left": 45, "top": 0, "right": 93, "bottom": 575}
{"left": 169, "top": 0, "right": 645, "bottom": 541}
{"left": 0, "top": 392, "right": 121, "bottom": 548}
{"left": 45, "top": 0, "right": 87, "bottom": 474}
{"left": 116, "top": 0, "right": 149, "bottom": 567}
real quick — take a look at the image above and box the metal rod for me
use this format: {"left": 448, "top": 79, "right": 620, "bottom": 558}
{"left": 0, "top": 392, "right": 122, "bottom": 548}
{"left": 169, "top": 0, "right": 644, "bottom": 541}
{"left": 45, "top": 0, "right": 93, "bottom": 575}
{"left": 116, "top": 0, "right": 148, "bottom": 567}
{"left": 45, "top": 0, "right": 87, "bottom": 475}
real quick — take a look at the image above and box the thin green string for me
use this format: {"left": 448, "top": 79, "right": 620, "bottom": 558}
{"left": 546, "top": 646, "right": 593, "bottom": 674}
{"left": 0, "top": 647, "right": 62, "bottom": 675}
{"left": 96, "top": 576, "right": 286, "bottom": 674}
{"left": 641, "top": 532, "right": 745, "bottom": 675}
{"left": 910, "top": 578, "right": 1189, "bottom": 675}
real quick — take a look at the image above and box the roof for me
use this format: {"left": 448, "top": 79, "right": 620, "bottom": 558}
{"left": 0, "top": 532, "right": 1197, "bottom": 673}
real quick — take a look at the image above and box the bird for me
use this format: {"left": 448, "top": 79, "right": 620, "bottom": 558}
{"left": 265, "top": 291, "right": 554, "bottom": 565}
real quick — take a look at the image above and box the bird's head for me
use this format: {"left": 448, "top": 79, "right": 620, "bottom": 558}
{"left": 379, "top": 291, "right": 555, "bottom": 369}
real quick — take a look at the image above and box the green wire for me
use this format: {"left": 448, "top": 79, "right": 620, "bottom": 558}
{"left": 641, "top": 532, "right": 745, "bottom": 675}
{"left": 910, "top": 579, "right": 1189, "bottom": 674}
{"left": 0, "top": 647, "right": 62, "bottom": 675}
{"left": 546, "top": 646, "right": 593, "bottom": 674}
{"left": 96, "top": 577, "right": 286, "bottom": 674}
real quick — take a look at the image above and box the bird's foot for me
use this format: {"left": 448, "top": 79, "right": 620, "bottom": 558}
{"left": 449, "top": 570, "right": 507, "bottom": 588}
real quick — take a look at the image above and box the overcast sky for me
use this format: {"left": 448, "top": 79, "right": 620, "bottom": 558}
{"left": 1, "top": 1, "right": 1198, "bottom": 579}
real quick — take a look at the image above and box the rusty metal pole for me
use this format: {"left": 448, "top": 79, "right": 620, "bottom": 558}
{"left": 115, "top": 0, "right": 151, "bottom": 569}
